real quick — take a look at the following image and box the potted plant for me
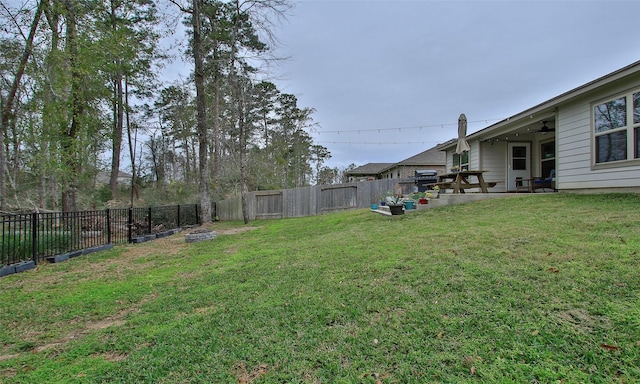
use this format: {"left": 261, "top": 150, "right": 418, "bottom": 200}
{"left": 380, "top": 193, "right": 388, "bottom": 206}
{"left": 404, "top": 198, "right": 416, "bottom": 210}
{"left": 411, "top": 191, "right": 425, "bottom": 205}
{"left": 385, "top": 194, "right": 405, "bottom": 215}
{"left": 414, "top": 191, "right": 433, "bottom": 204}
{"left": 432, "top": 185, "right": 440, "bottom": 198}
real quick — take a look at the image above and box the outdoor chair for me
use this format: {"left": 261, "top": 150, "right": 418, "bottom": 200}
{"left": 532, "top": 169, "right": 555, "bottom": 192}
{"left": 515, "top": 177, "right": 530, "bottom": 193}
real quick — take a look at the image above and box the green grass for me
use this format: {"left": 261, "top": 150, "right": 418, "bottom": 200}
{"left": 1, "top": 193, "right": 639, "bottom": 383}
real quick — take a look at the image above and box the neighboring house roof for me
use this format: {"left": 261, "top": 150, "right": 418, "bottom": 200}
{"left": 385, "top": 146, "right": 446, "bottom": 169}
{"left": 348, "top": 145, "right": 447, "bottom": 177}
{"left": 439, "top": 59, "right": 640, "bottom": 149}
{"left": 96, "top": 171, "right": 133, "bottom": 185}
{"left": 348, "top": 163, "right": 394, "bottom": 176}
{"left": 380, "top": 147, "right": 447, "bottom": 172}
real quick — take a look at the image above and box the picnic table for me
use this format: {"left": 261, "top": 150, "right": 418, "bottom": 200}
{"left": 434, "top": 170, "right": 492, "bottom": 194}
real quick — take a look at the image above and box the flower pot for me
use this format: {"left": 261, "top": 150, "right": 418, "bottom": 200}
{"left": 403, "top": 201, "right": 415, "bottom": 210}
{"left": 388, "top": 205, "right": 404, "bottom": 215}
{"left": 370, "top": 203, "right": 378, "bottom": 210}
{"left": 418, "top": 198, "right": 428, "bottom": 204}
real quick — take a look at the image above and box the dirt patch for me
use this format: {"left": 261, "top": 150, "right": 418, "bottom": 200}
{"left": 21, "top": 295, "right": 156, "bottom": 358}
{"left": 556, "top": 308, "right": 611, "bottom": 333}
{"left": 224, "top": 246, "right": 239, "bottom": 255}
{"left": 86, "top": 318, "right": 126, "bottom": 330}
{"left": 235, "top": 362, "right": 268, "bottom": 383}
{"left": 0, "top": 354, "right": 18, "bottom": 362}
{"left": 184, "top": 224, "right": 259, "bottom": 236}
{"left": 216, "top": 226, "right": 259, "bottom": 235}
{"left": 0, "top": 367, "right": 17, "bottom": 379}
{"left": 33, "top": 316, "right": 128, "bottom": 354}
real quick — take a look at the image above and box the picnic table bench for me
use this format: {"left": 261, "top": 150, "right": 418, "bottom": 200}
{"left": 432, "top": 170, "right": 494, "bottom": 194}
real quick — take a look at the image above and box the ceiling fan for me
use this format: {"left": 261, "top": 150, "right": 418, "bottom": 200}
{"left": 538, "top": 121, "right": 556, "bottom": 134}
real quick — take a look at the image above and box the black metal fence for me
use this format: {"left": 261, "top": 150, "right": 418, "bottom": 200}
{"left": 1, "top": 204, "right": 200, "bottom": 268}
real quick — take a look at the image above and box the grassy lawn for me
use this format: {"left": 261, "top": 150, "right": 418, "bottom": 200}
{"left": 1, "top": 193, "right": 639, "bottom": 383}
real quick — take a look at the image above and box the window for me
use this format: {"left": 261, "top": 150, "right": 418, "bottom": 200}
{"left": 593, "top": 91, "right": 640, "bottom": 163}
{"left": 540, "top": 141, "right": 555, "bottom": 178}
{"left": 453, "top": 151, "right": 469, "bottom": 170}
{"left": 511, "top": 146, "right": 527, "bottom": 170}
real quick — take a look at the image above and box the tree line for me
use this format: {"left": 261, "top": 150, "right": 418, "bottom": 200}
{"left": 1, "top": 0, "right": 353, "bottom": 222}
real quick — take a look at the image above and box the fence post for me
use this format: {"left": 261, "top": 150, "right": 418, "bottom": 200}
{"left": 105, "top": 209, "right": 111, "bottom": 244}
{"left": 177, "top": 205, "right": 181, "bottom": 228}
{"left": 196, "top": 204, "right": 200, "bottom": 225}
{"left": 147, "top": 207, "right": 152, "bottom": 234}
{"left": 31, "top": 212, "right": 38, "bottom": 264}
{"left": 128, "top": 207, "right": 133, "bottom": 243}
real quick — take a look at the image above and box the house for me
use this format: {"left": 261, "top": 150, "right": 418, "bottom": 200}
{"left": 378, "top": 146, "right": 446, "bottom": 179}
{"left": 347, "top": 163, "right": 394, "bottom": 182}
{"left": 438, "top": 60, "right": 640, "bottom": 193}
{"left": 96, "top": 170, "right": 132, "bottom": 186}
{"left": 347, "top": 146, "right": 446, "bottom": 181}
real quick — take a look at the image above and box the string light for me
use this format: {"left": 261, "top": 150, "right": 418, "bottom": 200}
{"left": 315, "top": 118, "right": 503, "bottom": 135}
{"left": 316, "top": 141, "right": 442, "bottom": 146}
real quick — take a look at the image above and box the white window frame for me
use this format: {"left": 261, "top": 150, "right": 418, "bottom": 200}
{"left": 452, "top": 151, "right": 469, "bottom": 171}
{"left": 592, "top": 89, "right": 640, "bottom": 167}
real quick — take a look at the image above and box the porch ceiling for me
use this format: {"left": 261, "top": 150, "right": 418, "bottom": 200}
{"left": 481, "top": 118, "right": 556, "bottom": 142}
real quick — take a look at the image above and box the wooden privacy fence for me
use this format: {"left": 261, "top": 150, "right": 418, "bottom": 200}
{"left": 216, "top": 179, "right": 416, "bottom": 221}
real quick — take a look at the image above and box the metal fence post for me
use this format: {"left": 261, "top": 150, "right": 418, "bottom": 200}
{"left": 177, "top": 205, "right": 181, "bottom": 228}
{"left": 105, "top": 209, "right": 111, "bottom": 244}
{"left": 147, "top": 207, "right": 152, "bottom": 234}
{"left": 196, "top": 204, "right": 200, "bottom": 225}
{"left": 31, "top": 212, "right": 38, "bottom": 264}
{"left": 128, "top": 207, "right": 133, "bottom": 243}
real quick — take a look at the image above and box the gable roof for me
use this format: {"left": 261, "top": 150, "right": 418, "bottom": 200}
{"left": 348, "top": 145, "right": 447, "bottom": 176}
{"left": 393, "top": 145, "right": 446, "bottom": 166}
{"left": 440, "top": 59, "right": 640, "bottom": 149}
{"left": 348, "top": 163, "right": 394, "bottom": 175}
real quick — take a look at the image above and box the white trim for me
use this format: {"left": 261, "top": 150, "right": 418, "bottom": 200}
{"left": 591, "top": 87, "right": 640, "bottom": 166}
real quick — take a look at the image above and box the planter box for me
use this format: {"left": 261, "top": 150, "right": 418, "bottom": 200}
{"left": 67, "top": 250, "right": 83, "bottom": 259}
{"left": 82, "top": 244, "right": 114, "bottom": 255}
{"left": 156, "top": 230, "right": 173, "bottom": 239}
{"left": 46, "top": 254, "right": 70, "bottom": 263}
{"left": 14, "top": 260, "right": 35, "bottom": 273}
{"left": 145, "top": 234, "right": 157, "bottom": 242}
{"left": 132, "top": 236, "right": 147, "bottom": 244}
{"left": 0, "top": 265, "right": 15, "bottom": 278}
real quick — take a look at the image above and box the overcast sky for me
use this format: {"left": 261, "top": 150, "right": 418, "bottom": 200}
{"left": 246, "top": 0, "right": 639, "bottom": 169}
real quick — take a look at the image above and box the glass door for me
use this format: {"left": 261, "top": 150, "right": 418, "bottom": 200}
{"left": 507, "top": 143, "right": 530, "bottom": 191}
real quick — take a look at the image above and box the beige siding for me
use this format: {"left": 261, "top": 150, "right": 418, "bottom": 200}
{"left": 481, "top": 141, "right": 507, "bottom": 192}
{"left": 557, "top": 81, "right": 640, "bottom": 190}
{"left": 469, "top": 141, "right": 480, "bottom": 170}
